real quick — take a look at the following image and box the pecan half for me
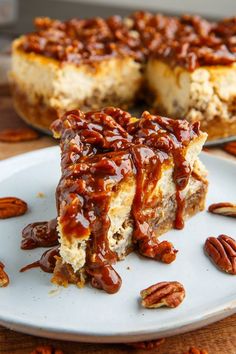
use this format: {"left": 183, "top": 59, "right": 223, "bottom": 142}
{"left": 140, "top": 281, "right": 185, "bottom": 309}
{"left": 0, "top": 197, "right": 28, "bottom": 219}
{"left": 224, "top": 141, "right": 236, "bottom": 157}
{"left": 204, "top": 234, "right": 236, "bottom": 274}
{"left": 0, "top": 262, "right": 9, "bottom": 287}
{"left": 208, "top": 202, "right": 236, "bottom": 217}
{"left": 30, "top": 345, "right": 64, "bottom": 354}
{"left": 125, "top": 338, "right": 165, "bottom": 350}
{"left": 0, "top": 128, "right": 39, "bottom": 142}
{"left": 183, "top": 347, "right": 208, "bottom": 354}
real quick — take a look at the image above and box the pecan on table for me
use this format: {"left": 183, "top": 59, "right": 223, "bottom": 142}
{"left": 208, "top": 202, "right": 236, "bottom": 217}
{"left": 0, "top": 128, "right": 39, "bottom": 142}
{"left": 204, "top": 234, "right": 236, "bottom": 274}
{"left": 0, "top": 262, "right": 9, "bottom": 287}
{"left": 0, "top": 197, "right": 28, "bottom": 219}
{"left": 125, "top": 338, "right": 165, "bottom": 350}
{"left": 140, "top": 281, "right": 185, "bottom": 309}
{"left": 30, "top": 345, "right": 64, "bottom": 354}
{"left": 183, "top": 347, "right": 209, "bottom": 354}
{"left": 223, "top": 141, "right": 236, "bottom": 157}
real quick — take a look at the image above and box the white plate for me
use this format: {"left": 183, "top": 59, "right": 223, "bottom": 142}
{"left": 0, "top": 147, "right": 235, "bottom": 343}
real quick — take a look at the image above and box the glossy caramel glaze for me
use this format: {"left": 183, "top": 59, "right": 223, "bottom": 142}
{"left": 51, "top": 107, "right": 201, "bottom": 293}
{"left": 21, "top": 218, "right": 58, "bottom": 249}
{"left": 20, "top": 246, "right": 59, "bottom": 273}
{"left": 17, "top": 12, "right": 236, "bottom": 70}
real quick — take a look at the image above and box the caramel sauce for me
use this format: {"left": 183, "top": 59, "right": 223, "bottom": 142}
{"left": 20, "top": 246, "right": 59, "bottom": 273}
{"left": 51, "top": 107, "right": 200, "bottom": 293}
{"left": 87, "top": 264, "right": 122, "bottom": 294}
{"left": 21, "top": 218, "right": 58, "bottom": 249}
{"left": 18, "top": 13, "right": 236, "bottom": 71}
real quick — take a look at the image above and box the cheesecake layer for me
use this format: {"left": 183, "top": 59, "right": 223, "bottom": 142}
{"left": 10, "top": 43, "right": 142, "bottom": 130}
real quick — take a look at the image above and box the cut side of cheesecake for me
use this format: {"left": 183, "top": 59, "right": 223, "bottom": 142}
{"left": 143, "top": 7, "right": 236, "bottom": 141}
{"left": 51, "top": 107, "right": 208, "bottom": 293}
{"left": 146, "top": 59, "right": 236, "bottom": 140}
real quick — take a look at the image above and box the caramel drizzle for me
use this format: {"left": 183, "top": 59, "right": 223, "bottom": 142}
{"left": 20, "top": 246, "right": 59, "bottom": 273}
{"left": 51, "top": 107, "right": 200, "bottom": 293}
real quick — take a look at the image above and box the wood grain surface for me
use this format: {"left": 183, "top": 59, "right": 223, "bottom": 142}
{"left": 0, "top": 94, "right": 236, "bottom": 354}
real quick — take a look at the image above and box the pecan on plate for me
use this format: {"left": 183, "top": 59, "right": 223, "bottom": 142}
{"left": 208, "top": 202, "right": 236, "bottom": 217}
{"left": 0, "top": 197, "right": 28, "bottom": 219}
{"left": 126, "top": 338, "right": 165, "bottom": 350}
{"left": 140, "top": 281, "right": 185, "bottom": 309}
{"left": 0, "top": 128, "right": 39, "bottom": 142}
{"left": 30, "top": 345, "right": 64, "bottom": 354}
{"left": 0, "top": 262, "right": 9, "bottom": 287}
{"left": 183, "top": 347, "right": 208, "bottom": 354}
{"left": 223, "top": 141, "right": 236, "bottom": 157}
{"left": 204, "top": 234, "right": 236, "bottom": 274}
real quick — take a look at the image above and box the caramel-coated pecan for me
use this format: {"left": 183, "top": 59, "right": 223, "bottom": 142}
{"left": 224, "top": 141, "right": 236, "bottom": 157}
{"left": 208, "top": 202, "right": 236, "bottom": 217}
{"left": 0, "top": 197, "right": 28, "bottom": 219}
{"left": 183, "top": 347, "right": 209, "bottom": 354}
{"left": 204, "top": 234, "right": 236, "bottom": 274}
{"left": 139, "top": 239, "right": 178, "bottom": 264}
{"left": 140, "top": 281, "right": 185, "bottom": 309}
{"left": 0, "top": 262, "right": 9, "bottom": 287}
{"left": 0, "top": 128, "right": 39, "bottom": 142}
{"left": 126, "top": 338, "right": 165, "bottom": 350}
{"left": 30, "top": 345, "right": 64, "bottom": 354}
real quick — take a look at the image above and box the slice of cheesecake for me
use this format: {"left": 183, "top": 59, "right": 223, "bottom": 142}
{"left": 51, "top": 107, "right": 208, "bottom": 293}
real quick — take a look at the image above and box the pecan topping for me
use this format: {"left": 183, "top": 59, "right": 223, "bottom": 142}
{"left": 0, "top": 197, "right": 28, "bottom": 219}
{"left": 0, "top": 128, "right": 39, "bottom": 142}
{"left": 183, "top": 347, "right": 208, "bottom": 354}
{"left": 140, "top": 281, "right": 185, "bottom": 309}
{"left": 126, "top": 338, "right": 165, "bottom": 350}
{"left": 224, "top": 141, "right": 236, "bottom": 157}
{"left": 0, "top": 262, "right": 9, "bottom": 287}
{"left": 208, "top": 202, "right": 236, "bottom": 217}
{"left": 30, "top": 345, "right": 64, "bottom": 354}
{"left": 204, "top": 234, "right": 236, "bottom": 274}
{"left": 138, "top": 239, "right": 178, "bottom": 264}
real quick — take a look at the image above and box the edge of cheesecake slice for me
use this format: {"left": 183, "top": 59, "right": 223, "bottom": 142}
{"left": 50, "top": 107, "right": 208, "bottom": 293}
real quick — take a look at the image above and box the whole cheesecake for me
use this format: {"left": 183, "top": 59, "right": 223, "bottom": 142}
{"left": 10, "top": 12, "right": 236, "bottom": 140}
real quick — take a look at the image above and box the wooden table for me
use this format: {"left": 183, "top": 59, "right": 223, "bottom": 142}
{"left": 0, "top": 95, "right": 236, "bottom": 354}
